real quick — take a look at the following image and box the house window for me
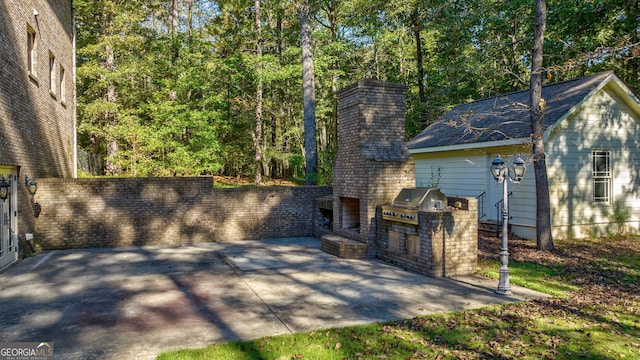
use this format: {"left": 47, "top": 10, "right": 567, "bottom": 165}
{"left": 59, "top": 65, "right": 66, "bottom": 103}
{"left": 592, "top": 149, "right": 611, "bottom": 203}
{"left": 48, "top": 51, "right": 56, "bottom": 96}
{"left": 27, "top": 24, "right": 37, "bottom": 77}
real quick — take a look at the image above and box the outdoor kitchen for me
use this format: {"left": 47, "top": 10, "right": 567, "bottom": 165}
{"left": 319, "top": 79, "right": 478, "bottom": 277}
{"left": 377, "top": 189, "right": 478, "bottom": 277}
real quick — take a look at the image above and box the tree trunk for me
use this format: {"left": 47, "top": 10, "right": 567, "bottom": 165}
{"left": 254, "top": 0, "right": 263, "bottom": 185}
{"left": 271, "top": 10, "right": 284, "bottom": 178}
{"left": 186, "top": 0, "right": 193, "bottom": 39}
{"left": 169, "top": 0, "right": 180, "bottom": 61}
{"left": 530, "top": 0, "right": 554, "bottom": 251}
{"left": 628, "top": 1, "right": 639, "bottom": 94}
{"left": 99, "top": 7, "right": 120, "bottom": 176}
{"left": 298, "top": 0, "right": 317, "bottom": 185}
{"left": 104, "top": 27, "right": 120, "bottom": 176}
{"left": 412, "top": 11, "right": 426, "bottom": 126}
{"left": 510, "top": 17, "right": 523, "bottom": 90}
{"left": 329, "top": 1, "right": 339, "bottom": 177}
{"left": 169, "top": 0, "right": 179, "bottom": 36}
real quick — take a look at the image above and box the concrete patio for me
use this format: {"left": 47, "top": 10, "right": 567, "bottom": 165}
{"left": 0, "top": 237, "right": 547, "bottom": 359}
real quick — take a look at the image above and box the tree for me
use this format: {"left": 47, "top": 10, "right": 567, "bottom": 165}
{"left": 297, "top": 0, "right": 318, "bottom": 185}
{"left": 169, "top": 0, "right": 180, "bottom": 61}
{"left": 75, "top": 0, "right": 153, "bottom": 176}
{"left": 545, "top": 0, "right": 639, "bottom": 93}
{"left": 74, "top": 0, "right": 638, "bottom": 182}
{"left": 313, "top": 0, "right": 343, "bottom": 181}
{"left": 530, "top": 0, "right": 553, "bottom": 251}
{"left": 104, "top": 39, "right": 120, "bottom": 176}
{"left": 254, "top": 0, "right": 264, "bottom": 184}
{"left": 411, "top": 8, "right": 426, "bottom": 125}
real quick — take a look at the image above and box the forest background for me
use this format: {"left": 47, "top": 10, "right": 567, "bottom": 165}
{"left": 76, "top": 0, "right": 639, "bottom": 184}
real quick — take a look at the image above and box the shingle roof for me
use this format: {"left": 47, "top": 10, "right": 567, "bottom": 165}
{"left": 407, "top": 71, "right": 615, "bottom": 150}
{"left": 362, "top": 141, "right": 411, "bottom": 162}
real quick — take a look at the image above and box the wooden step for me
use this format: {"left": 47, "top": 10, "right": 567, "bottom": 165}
{"left": 478, "top": 220, "right": 510, "bottom": 237}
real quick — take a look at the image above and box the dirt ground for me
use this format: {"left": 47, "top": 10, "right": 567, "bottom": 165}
{"left": 477, "top": 233, "right": 639, "bottom": 318}
{"left": 213, "top": 176, "right": 299, "bottom": 187}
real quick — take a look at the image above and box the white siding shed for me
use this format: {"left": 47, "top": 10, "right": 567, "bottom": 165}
{"left": 408, "top": 71, "right": 640, "bottom": 240}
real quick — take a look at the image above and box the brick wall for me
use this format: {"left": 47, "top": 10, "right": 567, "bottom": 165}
{"left": 0, "top": 0, "right": 75, "bottom": 178}
{"left": 376, "top": 197, "right": 478, "bottom": 277}
{"left": 0, "top": 0, "right": 75, "bottom": 245}
{"left": 33, "top": 177, "right": 332, "bottom": 249}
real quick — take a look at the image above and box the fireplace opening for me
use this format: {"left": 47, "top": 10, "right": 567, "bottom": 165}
{"left": 340, "top": 197, "right": 360, "bottom": 233}
{"left": 318, "top": 208, "right": 333, "bottom": 230}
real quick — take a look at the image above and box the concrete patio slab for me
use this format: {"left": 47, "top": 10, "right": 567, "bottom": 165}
{"left": 0, "top": 237, "right": 548, "bottom": 359}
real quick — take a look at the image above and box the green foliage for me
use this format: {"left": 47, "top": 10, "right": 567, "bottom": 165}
{"left": 477, "top": 259, "right": 580, "bottom": 297}
{"left": 75, "top": 0, "right": 639, "bottom": 179}
{"left": 418, "top": 166, "right": 441, "bottom": 188}
{"left": 603, "top": 200, "right": 631, "bottom": 236}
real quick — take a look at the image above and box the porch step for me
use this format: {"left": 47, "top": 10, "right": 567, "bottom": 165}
{"left": 478, "top": 220, "right": 511, "bottom": 237}
{"left": 321, "top": 234, "right": 368, "bottom": 259}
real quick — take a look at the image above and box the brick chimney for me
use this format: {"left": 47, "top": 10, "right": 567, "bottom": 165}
{"left": 332, "top": 80, "right": 415, "bottom": 245}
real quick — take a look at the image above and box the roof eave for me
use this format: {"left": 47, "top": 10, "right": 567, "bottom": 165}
{"left": 408, "top": 137, "right": 531, "bottom": 154}
{"left": 542, "top": 72, "right": 617, "bottom": 141}
{"left": 542, "top": 72, "right": 640, "bottom": 141}
{"left": 609, "top": 76, "right": 640, "bottom": 115}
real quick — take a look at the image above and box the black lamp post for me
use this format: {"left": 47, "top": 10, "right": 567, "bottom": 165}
{"left": 490, "top": 154, "right": 526, "bottom": 295}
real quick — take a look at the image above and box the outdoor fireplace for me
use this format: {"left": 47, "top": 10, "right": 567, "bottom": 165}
{"left": 331, "top": 80, "right": 414, "bottom": 246}
{"left": 339, "top": 197, "right": 360, "bottom": 232}
{"left": 320, "top": 79, "right": 477, "bottom": 276}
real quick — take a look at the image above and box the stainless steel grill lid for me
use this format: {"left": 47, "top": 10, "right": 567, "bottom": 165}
{"left": 382, "top": 188, "right": 448, "bottom": 225}
{"left": 392, "top": 188, "right": 446, "bottom": 210}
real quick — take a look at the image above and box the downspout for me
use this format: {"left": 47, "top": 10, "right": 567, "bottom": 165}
{"left": 72, "top": 0, "right": 77, "bottom": 178}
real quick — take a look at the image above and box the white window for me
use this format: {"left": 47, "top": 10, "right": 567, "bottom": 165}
{"left": 27, "top": 24, "right": 37, "bottom": 77}
{"left": 592, "top": 149, "right": 611, "bottom": 203}
{"left": 49, "top": 51, "right": 56, "bottom": 95}
{"left": 59, "top": 65, "right": 66, "bottom": 103}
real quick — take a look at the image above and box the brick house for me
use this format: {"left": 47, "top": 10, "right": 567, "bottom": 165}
{"left": 0, "top": 0, "right": 75, "bottom": 269}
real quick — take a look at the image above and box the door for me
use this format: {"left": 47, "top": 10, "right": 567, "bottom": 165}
{"left": 0, "top": 168, "right": 18, "bottom": 271}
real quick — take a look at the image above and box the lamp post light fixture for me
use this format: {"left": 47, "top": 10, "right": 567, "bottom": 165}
{"left": 0, "top": 177, "right": 9, "bottom": 202}
{"left": 490, "top": 154, "right": 526, "bottom": 295}
{"left": 24, "top": 175, "right": 38, "bottom": 196}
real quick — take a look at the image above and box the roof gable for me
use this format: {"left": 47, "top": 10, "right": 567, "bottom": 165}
{"left": 407, "top": 71, "right": 621, "bottom": 152}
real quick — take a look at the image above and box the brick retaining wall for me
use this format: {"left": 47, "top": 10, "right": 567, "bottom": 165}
{"left": 33, "top": 177, "right": 332, "bottom": 249}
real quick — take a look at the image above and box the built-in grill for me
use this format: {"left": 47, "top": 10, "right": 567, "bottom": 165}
{"left": 381, "top": 188, "right": 448, "bottom": 225}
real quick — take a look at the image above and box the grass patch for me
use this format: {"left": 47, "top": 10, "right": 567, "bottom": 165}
{"left": 158, "top": 325, "right": 402, "bottom": 360}
{"left": 157, "top": 236, "right": 640, "bottom": 359}
{"left": 477, "top": 259, "right": 580, "bottom": 297}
